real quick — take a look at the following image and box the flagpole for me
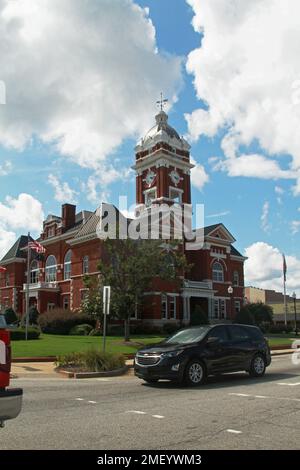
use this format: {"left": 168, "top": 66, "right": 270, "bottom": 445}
{"left": 283, "top": 254, "right": 288, "bottom": 327}
{"left": 25, "top": 232, "right": 31, "bottom": 341}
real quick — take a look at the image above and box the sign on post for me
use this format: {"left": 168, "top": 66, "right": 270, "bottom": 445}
{"left": 102, "top": 286, "right": 111, "bottom": 353}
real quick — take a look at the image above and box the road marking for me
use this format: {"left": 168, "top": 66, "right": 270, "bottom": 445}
{"left": 227, "top": 429, "right": 242, "bottom": 434}
{"left": 254, "top": 395, "right": 267, "bottom": 399}
{"left": 75, "top": 398, "right": 84, "bottom": 401}
{"left": 126, "top": 410, "right": 147, "bottom": 415}
{"left": 229, "top": 393, "right": 250, "bottom": 397}
{"left": 277, "top": 382, "right": 300, "bottom": 387}
{"left": 152, "top": 415, "right": 164, "bottom": 419}
{"left": 88, "top": 401, "right": 97, "bottom": 404}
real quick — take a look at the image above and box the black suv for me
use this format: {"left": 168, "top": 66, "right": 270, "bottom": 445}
{"left": 134, "top": 324, "right": 271, "bottom": 386}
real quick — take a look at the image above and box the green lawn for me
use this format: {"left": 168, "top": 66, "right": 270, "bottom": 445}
{"left": 11, "top": 334, "right": 165, "bottom": 358}
{"left": 266, "top": 335, "right": 299, "bottom": 348}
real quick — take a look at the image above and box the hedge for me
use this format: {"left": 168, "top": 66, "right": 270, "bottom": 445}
{"left": 38, "top": 309, "right": 96, "bottom": 335}
{"left": 9, "top": 328, "right": 41, "bottom": 340}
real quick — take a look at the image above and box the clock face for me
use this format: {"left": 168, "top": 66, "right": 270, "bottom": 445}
{"left": 144, "top": 170, "right": 156, "bottom": 187}
{"left": 170, "top": 170, "right": 181, "bottom": 186}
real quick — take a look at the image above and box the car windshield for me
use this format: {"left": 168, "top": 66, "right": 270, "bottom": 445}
{"left": 164, "top": 326, "right": 211, "bottom": 345}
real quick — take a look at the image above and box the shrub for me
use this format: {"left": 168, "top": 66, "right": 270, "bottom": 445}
{"left": 4, "top": 307, "right": 18, "bottom": 325}
{"left": 106, "top": 324, "right": 125, "bottom": 336}
{"left": 130, "top": 323, "right": 162, "bottom": 335}
{"left": 190, "top": 305, "right": 209, "bottom": 326}
{"left": 38, "top": 308, "right": 96, "bottom": 335}
{"left": 268, "top": 324, "right": 294, "bottom": 334}
{"left": 56, "top": 349, "right": 125, "bottom": 372}
{"left": 162, "top": 323, "right": 179, "bottom": 335}
{"left": 234, "top": 307, "right": 255, "bottom": 326}
{"left": 89, "top": 328, "right": 102, "bottom": 336}
{"left": 28, "top": 306, "right": 39, "bottom": 325}
{"left": 69, "top": 324, "right": 94, "bottom": 336}
{"left": 9, "top": 327, "right": 40, "bottom": 340}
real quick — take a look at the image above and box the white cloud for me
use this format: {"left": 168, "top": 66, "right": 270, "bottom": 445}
{"left": 0, "top": 0, "right": 182, "bottom": 169}
{"left": 0, "top": 227, "right": 16, "bottom": 260}
{"left": 275, "top": 186, "right": 284, "bottom": 195}
{"left": 261, "top": 201, "right": 270, "bottom": 233}
{"left": 0, "top": 193, "right": 44, "bottom": 232}
{"left": 245, "top": 241, "right": 300, "bottom": 295}
{"left": 186, "top": 0, "right": 300, "bottom": 185}
{"left": 190, "top": 157, "right": 209, "bottom": 190}
{"left": 206, "top": 211, "right": 230, "bottom": 219}
{"left": 48, "top": 174, "right": 78, "bottom": 204}
{"left": 0, "top": 160, "right": 12, "bottom": 176}
{"left": 291, "top": 220, "right": 300, "bottom": 235}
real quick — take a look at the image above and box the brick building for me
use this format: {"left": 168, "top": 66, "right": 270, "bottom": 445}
{"left": 0, "top": 110, "right": 246, "bottom": 325}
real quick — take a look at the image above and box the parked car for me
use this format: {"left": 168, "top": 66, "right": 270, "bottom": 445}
{"left": 134, "top": 324, "right": 271, "bottom": 386}
{"left": 0, "top": 315, "right": 23, "bottom": 428}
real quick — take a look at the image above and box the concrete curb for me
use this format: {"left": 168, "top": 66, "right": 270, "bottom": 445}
{"left": 55, "top": 365, "right": 129, "bottom": 379}
{"left": 12, "top": 354, "right": 135, "bottom": 363}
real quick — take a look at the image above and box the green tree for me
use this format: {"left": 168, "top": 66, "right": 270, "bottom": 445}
{"left": 4, "top": 307, "right": 17, "bottom": 325}
{"left": 98, "top": 239, "right": 190, "bottom": 341}
{"left": 28, "top": 306, "right": 39, "bottom": 325}
{"left": 234, "top": 307, "right": 255, "bottom": 326}
{"left": 235, "top": 302, "right": 273, "bottom": 327}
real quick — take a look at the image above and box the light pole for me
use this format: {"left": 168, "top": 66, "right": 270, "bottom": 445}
{"left": 228, "top": 285, "right": 233, "bottom": 319}
{"left": 292, "top": 292, "right": 298, "bottom": 336}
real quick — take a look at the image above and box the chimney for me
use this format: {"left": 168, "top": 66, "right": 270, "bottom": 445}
{"left": 61, "top": 204, "right": 76, "bottom": 231}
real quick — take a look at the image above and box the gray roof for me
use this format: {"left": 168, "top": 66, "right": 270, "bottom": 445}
{"left": 1, "top": 235, "right": 34, "bottom": 263}
{"left": 73, "top": 211, "right": 99, "bottom": 240}
{"left": 230, "top": 245, "right": 244, "bottom": 257}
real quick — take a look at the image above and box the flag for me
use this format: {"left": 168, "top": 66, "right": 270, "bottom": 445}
{"left": 0, "top": 266, "right": 7, "bottom": 273}
{"left": 27, "top": 241, "right": 46, "bottom": 254}
{"left": 282, "top": 254, "right": 287, "bottom": 282}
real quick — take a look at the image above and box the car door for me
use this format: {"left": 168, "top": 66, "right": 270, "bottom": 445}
{"left": 227, "top": 325, "right": 254, "bottom": 370}
{"left": 204, "top": 326, "right": 233, "bottom": 373}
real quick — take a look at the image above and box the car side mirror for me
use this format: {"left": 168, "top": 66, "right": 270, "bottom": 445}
{"left": 206, "top": 336, "right": 220, "bottom": 348}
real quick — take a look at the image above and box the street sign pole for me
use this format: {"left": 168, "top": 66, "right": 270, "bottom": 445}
{"left": 102, "top": 286, "right": 110, "bottom": 353}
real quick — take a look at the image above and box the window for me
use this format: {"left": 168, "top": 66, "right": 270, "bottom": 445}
{"left": 45, "top": 255, "right": 57, "bottom": 283}
{"left": 212, "top": 261, "right": 224, "bottom": 282}
{"left": 169, "top": 295, "right": 176, "bottom": 319}
{"left": 5, "top": 273, "right": 9, "bottom": 287}
{"left": 169, "top": 188, "right": 182, "bottom": 204}
{"left": 47, "top": 303, "right": 56, "bottom": 311}
{"left": 30, "top": 260, "right": 39, "bottom": 284}
{"left": 220, "top": 299, "right": 226, "bottom": 319}
{"left": 83, "top": 256, "right": 89, "bottom": 274}
{"left": 208, "top": 326, "right": 229, "bottom": 343}
{"left": 161, "top": 294, "right": 167, "bottom": 320}
{"left": 63, "top": 296, "right": 70, "bottom": 310}
{"left": 80, "top": 289, "right": 89, "bottom": 302}
{"left": 64, "top": 250, "right": 72, "bottom": 280}
{"left": 214, "top": 299, "right": 220, "bottom": 319}
{"left": 234, "top": 300, "right": 241, "bottom": 314}
{"left": 233, "top": 271, "right": 239, "bottom": 286}
{"left": 229, "top": 325, "right": 251, "bottom": 341}
{"left": 145, "top": 188, "right": 157, "bottom": 207}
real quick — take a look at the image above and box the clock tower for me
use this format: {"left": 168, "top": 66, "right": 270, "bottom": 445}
{"left": 133, "top": 107, "right": 194, "bottom": 209}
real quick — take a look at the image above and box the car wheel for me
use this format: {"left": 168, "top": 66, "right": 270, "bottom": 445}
{"left": 184, "top": 360, "right": 206, "bottom": 386}
{"left": 143, "top": 378, "right": 158, "bottom": 384}
{"left": 249, "top": 354, "right": 266, "bottom": 377}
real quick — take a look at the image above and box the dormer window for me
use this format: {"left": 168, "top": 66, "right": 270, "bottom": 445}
{"left": 47, "top": 226, "right": 55, "bottom": 238}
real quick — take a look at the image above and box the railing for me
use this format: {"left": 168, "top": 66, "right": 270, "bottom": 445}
{"left": 23, "top": 282, "right": 59, "bottom": 290}
{"left": 183, "top": 280, "right": 213, "bottom": 290}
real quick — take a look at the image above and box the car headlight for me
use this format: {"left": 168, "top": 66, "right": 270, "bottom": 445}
{"left": 161, "top": 350, "right": 184, "bottom": 358}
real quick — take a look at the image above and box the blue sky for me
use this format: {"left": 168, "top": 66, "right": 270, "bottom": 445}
{"left": 1, "top": 0, "right": 300, "bottom": 293}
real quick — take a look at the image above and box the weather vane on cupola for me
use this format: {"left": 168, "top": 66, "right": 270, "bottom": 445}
{"left": 156, "top": 92, "right": 168, "bottom": 112}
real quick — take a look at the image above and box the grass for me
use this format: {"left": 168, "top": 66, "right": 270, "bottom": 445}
{"left": 11, "top": 332, "right": 300, "bottom": 358}
{"left": 11, "top": 334, "right": 164, "bottom": 358}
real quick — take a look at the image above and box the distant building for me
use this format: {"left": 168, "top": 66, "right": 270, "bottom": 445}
{"left": 245, "top": 286, "right": 299, "bottom": 323}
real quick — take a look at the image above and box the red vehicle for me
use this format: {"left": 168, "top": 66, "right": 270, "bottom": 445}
{"left": 0, "top": 315, "right": 22, "bottom": 428}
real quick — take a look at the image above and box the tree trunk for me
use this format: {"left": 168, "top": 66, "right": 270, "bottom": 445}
{"left": 124, "top": 318, "right": 130, "bottom": 342}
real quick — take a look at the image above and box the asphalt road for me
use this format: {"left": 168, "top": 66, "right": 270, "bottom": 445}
{"left": 1, "top": 354, "right": 300, "bottom": 450}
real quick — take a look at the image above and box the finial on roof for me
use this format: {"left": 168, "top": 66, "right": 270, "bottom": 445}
{"left": 156, "top": 92, "right": 168, "bottom": 112}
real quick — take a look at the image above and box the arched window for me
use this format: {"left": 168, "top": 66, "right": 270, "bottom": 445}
{"left": 30, "top": 260, "right": 39, "bottom": 284}
{"left": 233, "top": 271, "right": 239, "bottom": 287}
{"left": 64, "top": 250, "right": 72, "bottom": 280}
{"left": 82, "top": 256, "right": 89, "bottom": 275}
{"left": 212, "top": 261, "right": 224, "bottom": 282}
{"left": 45, "top": 255, "right": 57, "bottom": 283}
